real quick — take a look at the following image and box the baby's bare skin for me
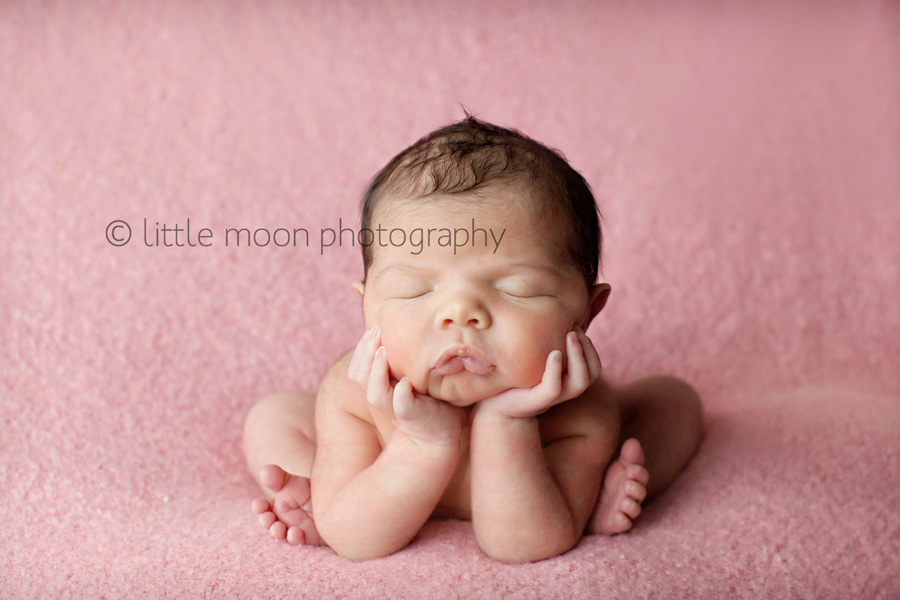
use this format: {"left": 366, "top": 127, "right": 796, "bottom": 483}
{"left": 251, "top": 464, "right": 322, "bottom": 545}
{"left": 246, "top": 337, "right": 651, "bottom": 554}
{"left": 245, "top": 367, "right": 702, "bottom": 556}
{"left": 251, "top": 425, "right": 646, "bottom": 542}
{"left": 243, "top": 189, "right": 703, "bottom": 562}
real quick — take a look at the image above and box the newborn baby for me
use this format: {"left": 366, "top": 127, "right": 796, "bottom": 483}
{"left": 242, "top": 116, "right": 704, "bottom": 562}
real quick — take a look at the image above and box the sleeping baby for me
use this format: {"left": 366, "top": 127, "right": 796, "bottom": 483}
{"left": 242, "top": 116, "right": 704, "bottom": 562}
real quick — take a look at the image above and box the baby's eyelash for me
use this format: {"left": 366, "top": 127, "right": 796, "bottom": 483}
{"left": 494, "top": 278, "right": 544, "bottom": 297}
{"left": 395, "top": 290, "right": 432, "bottom": 300}
{"left": 497, "top": 288, "right": 534, "bottom": 300}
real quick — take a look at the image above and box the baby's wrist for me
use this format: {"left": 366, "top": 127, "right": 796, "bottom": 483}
{"left": 390, "top": 424, "right": 461, "bottom": 460}
{"left": 474, "top": 401, "right": 538, "bottom": 425}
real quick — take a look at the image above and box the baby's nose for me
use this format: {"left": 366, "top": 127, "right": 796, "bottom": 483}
{"left": 436, "top": 294, "right": 491, "bottom": 330}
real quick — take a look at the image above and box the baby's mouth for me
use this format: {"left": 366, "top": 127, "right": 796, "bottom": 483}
{"left": 433, "top": 346, "right": 495, "bottom": 376}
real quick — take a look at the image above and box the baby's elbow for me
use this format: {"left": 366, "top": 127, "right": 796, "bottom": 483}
{"left": 319, "top": 531, "right": 396, "bottom": 562}
{"left": 480, "top": 542, "right": 575, "bottom": 564}
{"left": 329, "top": 542, "right": 394, "bottom": 562}
{"left": 316, "top": 516, "right": 408, "bottom": 562}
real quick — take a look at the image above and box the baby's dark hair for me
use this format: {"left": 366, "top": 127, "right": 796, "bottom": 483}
{"left": 360, "top": 115, "right": 601, "bottom": 287}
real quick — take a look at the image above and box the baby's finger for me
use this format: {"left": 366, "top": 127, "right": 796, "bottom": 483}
{"left": 347, "top": 327, "right": 381, "bottom": 386}
{"left": 562, "top": 331, "right": 590, "bottom": 394}
{"left": 576, "top": 326, "right": 603, "bottom": 381}
{"left": 366, "top": 346, "right": 394, "bottom": 414}
{"left": 391, "top": 377, "right": 417, "bottom": 423}
{"left": 523, "top": 350, "right": 563, "bottom": 411}
{"left": 392, "top": 379, "right": 459, "bottom": 447}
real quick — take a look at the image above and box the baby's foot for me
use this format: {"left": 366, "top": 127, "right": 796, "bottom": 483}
{"left": 588, "top": 438, "right": 650, "bottom": 535}
{"left": 251, "top": 464, "right": 324, "bottom": 545}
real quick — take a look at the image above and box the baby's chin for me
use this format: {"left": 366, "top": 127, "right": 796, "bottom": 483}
{"left": 424, "top": 371, "right": 537, "bottom": 406}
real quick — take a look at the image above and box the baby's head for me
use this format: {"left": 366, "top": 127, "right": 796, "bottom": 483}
{"left": 360, "top": 116, "right": 602, "bottom": 290}
{"left": 354, "top": 116, "right": 611, "bottom": 404}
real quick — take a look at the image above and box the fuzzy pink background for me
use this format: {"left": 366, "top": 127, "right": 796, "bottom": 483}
{"left": 2, "top": 1, "right": 899, "bottom": 598}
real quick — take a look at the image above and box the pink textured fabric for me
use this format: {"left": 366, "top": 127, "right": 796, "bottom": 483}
{"left": 2, "top": 1, "right": 899, "bottom": 598}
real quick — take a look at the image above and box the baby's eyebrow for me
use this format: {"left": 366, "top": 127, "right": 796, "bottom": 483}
{"left": 370, "top": 263, "right": 430, "bottom": 279}
{"left": 370, "top": 261, "right": 564, "bottom": 284}
{"left": 503, "top": 263, "right": 562, "bottom": 276}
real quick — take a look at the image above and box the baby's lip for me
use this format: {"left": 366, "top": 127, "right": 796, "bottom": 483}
{"left": 433, "top": 345, "right": 495, "bottom": 376}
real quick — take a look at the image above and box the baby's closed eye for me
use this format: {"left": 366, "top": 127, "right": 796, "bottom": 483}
{"left": 494, "top": 278, "right": 550, "bottom": 299}
{"left": 391, "top": 279, "right": 434, "bottom": 300}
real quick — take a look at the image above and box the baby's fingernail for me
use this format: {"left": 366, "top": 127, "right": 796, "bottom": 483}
{"left": 371, "top": 326, "right": 380, "bottom": 338}
{"left": 375, "top": 346, "right": 385, "bottom": 357}
{"left": 552, "top": 350, "right": 562, "bottom": 360}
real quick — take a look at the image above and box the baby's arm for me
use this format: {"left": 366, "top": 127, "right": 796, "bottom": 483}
{"left": 470, "top": 329, "right": 619, "bottom": 563}
{"left": 310, "top": 333, "right": 462, "bottom": 561}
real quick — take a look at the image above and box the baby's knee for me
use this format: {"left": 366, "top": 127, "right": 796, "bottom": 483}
{"left": 623, "top": 375, "right": 704, "bottom": 435}
{"left": 243, "top": 391, "right": 317, "bottom": 442}
{"left": 654, "top": 376, "right": 704, "bottom": 437}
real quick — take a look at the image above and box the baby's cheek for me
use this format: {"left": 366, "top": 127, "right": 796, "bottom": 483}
{"left": 372, "top": 312, "right": 411, "bottom": 378}
{"left": 500, "top": 335, "right": 566, "bottom": 387}
{"left": 381, "top": 340, "right": 410, "bottom": 380}
{"left": 379, "top": 334, "right": 429, "bottom": 391}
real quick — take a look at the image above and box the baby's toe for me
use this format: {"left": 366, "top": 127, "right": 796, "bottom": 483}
{"left": 625, "top": 480, "right": 648, "bottom": 503}
{"left": 258, "top": 511, "right": 276, "bottom": 529}
{"left": 302, "top": 521, "right": 325, "bottom": 546}
{"left": 251, "top": 498, "right": 271, "bottom": 515}
{"left": 620, "top": 497, "right": 642, "bottom": 519}
{"left": 627, "top": 464, "right": 650, "bottom": 486}
{"left": 260, "top": 464, "right": 288, "bottom": 493}
{"left": 610, "top": 512, "right": 632, "bottom": 533}
{"left": 286, "top": 526, "right": 305, "bottom": 545}
{"left": 620, "top": 438, "right": 645, "bottom": 466}
{"left": 269, "top": 520, "right": 287, "bottom": 540}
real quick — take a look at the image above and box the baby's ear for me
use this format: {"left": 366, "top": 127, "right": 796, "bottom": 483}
{"left": 585, "top": 283, "right": 611, "bottom": 326}
{"left": 351, "top": 280, "right": 365, "bottom": 298}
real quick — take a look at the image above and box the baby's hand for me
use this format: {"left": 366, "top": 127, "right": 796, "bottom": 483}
{"left": 478, "top": 327, "right": 602, "bottom": 419}
{"left": 348, "top": 328, "right": 462, "bottom": 449}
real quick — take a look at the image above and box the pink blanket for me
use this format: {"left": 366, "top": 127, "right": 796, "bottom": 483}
{"left": 2, "top": 1, "right": 898, "bottom": 598}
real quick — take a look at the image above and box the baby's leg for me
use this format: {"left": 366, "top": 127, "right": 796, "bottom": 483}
{"left": 588, "top": 376, "right": 703, "bottom": 535}
{"left": 242, "top": 390, "right": 322, "bottom": 545}
{"left": 614, "top": 375, "right": 704, "bottom": 501}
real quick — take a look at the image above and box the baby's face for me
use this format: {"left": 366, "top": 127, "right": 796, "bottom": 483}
{"left": 357, "top": 186, "right": 606, "bottom": 405}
